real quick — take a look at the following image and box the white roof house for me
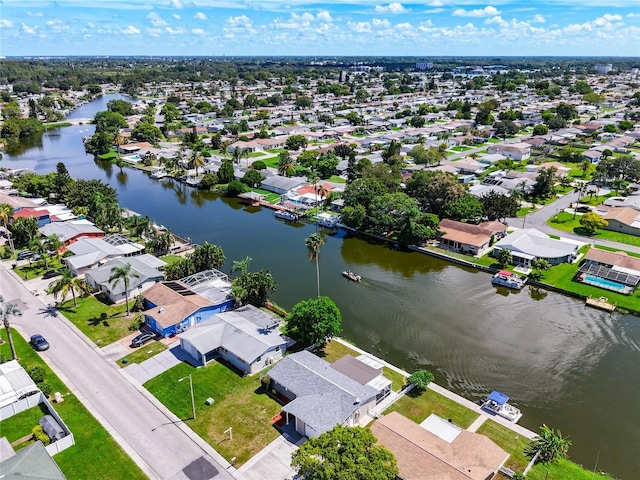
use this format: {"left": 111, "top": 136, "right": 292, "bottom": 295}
{"left": 493, "top": 228, "right": 583, "bottom": 266}
{"left": 0, "top": 361, "right": 39, "bottom": 411}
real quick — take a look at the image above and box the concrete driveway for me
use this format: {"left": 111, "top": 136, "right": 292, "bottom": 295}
{"left": 238, "top": 428, "right": 304, "bottom": 480}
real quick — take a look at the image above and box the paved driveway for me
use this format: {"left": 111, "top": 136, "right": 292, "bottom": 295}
{"left": 125, "top": 345, "right": 194, "bottom": 384}
{"left": 238, "top": 427, "right": 304, "bottom": 480}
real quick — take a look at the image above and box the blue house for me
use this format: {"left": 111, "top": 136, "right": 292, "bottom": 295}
{"left": 141, "top": 270, "right": 234, "bottom": 338}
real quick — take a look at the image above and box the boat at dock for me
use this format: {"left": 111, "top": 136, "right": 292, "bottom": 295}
{"left": 492, "top": 270, "right": 527, "bottom": 290}
{"left": 585, "top": 296, "right": 616, "bottom": 312}
{"left": 150, "top": 166, "right": 167, "bottom": 179}
{"left": 342, "top": 270, "right": 361, "bottom": 282}
{"left": 482, "top": 391, "right": 522, "bottom": 423}
{"left": 274, "top": 210, "right": 299, "bottom": 222}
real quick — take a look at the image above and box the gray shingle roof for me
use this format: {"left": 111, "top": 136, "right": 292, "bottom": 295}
{"left": 84, "top": 255, "right": 165, "bottom": 296}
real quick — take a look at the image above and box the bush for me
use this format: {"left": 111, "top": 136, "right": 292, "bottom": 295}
{"left": 252, "top": 160, "right": 267, "bottom": 170}
{"left": 37, "top": 382, "right": 52, "bottom": 397}
{"left": 131, "top": 295, "right": 145, "bottom": 312}
{"left": 27, "top": 365, "right": 46, "bottom": 384}
{"left": 226, "top": 180, "right": 249, "bottom": 197}
{"left": 32, "top": 425, "right": 51, "bottom": 446}
{"left": 128, "top": 314, "right": 144, "bottom": 331}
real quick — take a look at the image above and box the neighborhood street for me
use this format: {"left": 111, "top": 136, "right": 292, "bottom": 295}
{"left": 0, "top": 266, "right": 235, "bottom": 480}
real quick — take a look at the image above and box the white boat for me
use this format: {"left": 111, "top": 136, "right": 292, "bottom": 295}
{"left": 316, "top": 212, "right": 341, "bottom": 228}
{"left": 274, "top": 210, "right": 299, "bottom": 222}
{"left": 150, "top": 166, "right": 167, "bottom": 179}
{"left": 482, "top": 391, "right": 522, "bottom": 423}
{"left": 342, "top": 270, "right": 361, "bottom": 282}
{"left": 492, "top": 270, "right": 527, "bottom": 290}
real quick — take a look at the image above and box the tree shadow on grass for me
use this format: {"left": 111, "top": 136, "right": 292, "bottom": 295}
{"left": 572, "top": 227, "right": 596, "bottom": 237}
{"left": 405, "top": 388, "right": 424, "bottom": 399}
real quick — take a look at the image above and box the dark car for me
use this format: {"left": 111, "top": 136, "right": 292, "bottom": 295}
{"left": 17, "top": 250, "right": 34, "bottom": 260}
{"left": 130, "top": 331, "right": 156, "bottom": 348}
{"left": 42, "top": 269, "right": 63, "bottom": 279}
{"left": 30, "top": 334, "right": 50, "bottom": 351}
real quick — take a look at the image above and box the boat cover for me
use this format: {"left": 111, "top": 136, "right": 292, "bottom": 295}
{"left": 498, "top": 270, "right": 512, "bottom": 276}
{"left": 488, "top": 391, "right": 509, "bottom": 405}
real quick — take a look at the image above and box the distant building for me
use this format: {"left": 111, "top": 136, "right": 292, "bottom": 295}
{"left": 415, "top": 62, "right": 433, "bottom": 71}
{"left": 595, "top": 64, "right": 613, "bottom": 74}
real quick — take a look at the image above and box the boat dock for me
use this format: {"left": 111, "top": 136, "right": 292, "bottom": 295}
{"left": 586, "top": 296, "right": 616, "bottom": 312}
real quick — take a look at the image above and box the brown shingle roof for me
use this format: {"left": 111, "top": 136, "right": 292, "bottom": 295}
{"left": 602, "top": 206, "right": 640, "bottom": 226}
{"left": 371, "top": 412, "right": 508, "bottom": 480}
{"left": 143, "top": 282, "right": 214, "bottom": 328}
{"left": 585, "top": 248, "right": 640, "bottom": 273}
{"left": 439, "top": 219, "right": 492, "bottom": 247}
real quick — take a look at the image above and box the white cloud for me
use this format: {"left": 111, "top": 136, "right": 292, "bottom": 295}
{"left": 165, "top": 26, "right": 186, "bottom": 34}
{"left": 532, "top": 14, "right": 545, "bottom": 23}
{"left": 453, "top": 6, "right": 500, "bottom": 17}
{"left": 428, "top": 0, "right": 444, "bottom": 6}
{"left": 192, "top": 28, "right": 205, "bottom": 35}
{"left": 147, "top": 12, "right": 167, "bottom": 27}
{"left": 170, "top": 0, "right": 183, "bottom": 9}
{"left": 372, "top": 18, "right": 392, "bottom": 29}
{"left": 21, "top": 23, "right": 36, "bottom": 35}
{"left": 122, "top": 25, "right": 141, "bottom": 35}
{"left": 88, "top": 22, "right": 95, "bottom": 28}
{"left": 317, "top": 10, "right": 332, "bottom": 22}
{"left": 26, "top": 12, "right": 44, "bottom": 17}
{"left": 147, "top": 28, "right": 162, "bottom": 37}
{"left": 375, "top": 3, "right": 408, "bottom": 14}
{"left": 349, "top": 21, "right": 371, "bottom": 33}
{"left": 0, "top": 19, "right": 13, "bottom": 28}
{"left": 173, "top": 14, "right": 181, "bottom": 20}
{"left": 593, "top": 13, "right": 622, "bottom": 27}
{"left": 627, "top": 13, "right": 640, "bottom": 18}
{"left": 194, "top": 12, "right": 207, "bottom": 20}
{"left": 228, "top": 15, "right": 252, "bottom": 27}
{"left": 46, "top": 19, "right": 69, "bottom": 31}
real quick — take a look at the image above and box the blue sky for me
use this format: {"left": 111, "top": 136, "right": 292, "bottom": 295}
{"left": 1, "top": 1, "right": 639, "bottom": 57}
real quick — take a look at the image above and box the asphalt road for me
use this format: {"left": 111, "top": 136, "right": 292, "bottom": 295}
{"left": 0, "top": 266, "right": 234, "bottom": 480}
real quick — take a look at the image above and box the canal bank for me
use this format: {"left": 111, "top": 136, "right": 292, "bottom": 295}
{"left": 2, "top": 94, "right": 639, "bottom": 479}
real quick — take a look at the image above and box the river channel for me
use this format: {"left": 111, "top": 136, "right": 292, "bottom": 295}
{"left": 2, "top": 95, "right": 639, "bottom": 479}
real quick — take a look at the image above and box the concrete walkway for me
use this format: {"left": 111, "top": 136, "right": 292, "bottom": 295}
{"left": 124, "top": 345, "right": 193, "bottom": 384}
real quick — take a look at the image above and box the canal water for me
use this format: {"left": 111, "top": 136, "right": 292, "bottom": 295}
{"left": 2, "top": 95, "right": 639, "bottom": 479}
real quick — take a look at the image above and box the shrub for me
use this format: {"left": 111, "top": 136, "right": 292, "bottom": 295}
{"left": 27, "top": 365, "right": 46, "bottom": 384}
{"left": 37, "top": 382, "right": 52, "bottom": 397}
{"left": 131, "top": 295, "right": 145, "bottom": 312}
{"left": 226, "top": 180, "right": 249, "bottom": 197}
{"left": 252, "top": 160, "right": 267, "bottom": 170}
{"left": 32, "top": 425, "right": 51, "bottom": 445}
{"left": 128, "top": 314, "right": 144, "bottom": 331}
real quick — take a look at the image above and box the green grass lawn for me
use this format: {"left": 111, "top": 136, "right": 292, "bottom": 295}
{"left": 451, "top": 146, "right": 472, "bottom": 152}
{"left": 15, "top": 258, "right": 66, "bottom": 280}
{"left": 0, "top": 404, "right": 48, "bottom": 449}
{"left": 249, "top": 151, "right": 266, "bottom": 158}
{"left": 251, "top": 188, "right": 281, "bottom": 203}
{"left": 326, "top": 175, "right": 346, "bottom": 184}
{"left": 0, "top": 329, "right": 146, "bottom": 480}
{"left": 98, "top": 150, "right": 119, "bottom": 160}
{"left": 144, "top": 360, "right": 281, "bottom": 466}
{"left": 160, "top": 254, "right": 182, "bottom": 265}
{"left": 382, "top": 367, "right": 406, "bottom": 392}
{"left": 314, "top": 339, "right": 360, "bottom": 363}
{"left": 547, "top": 211, "right": 640, "bottom": 247}
{"left": 261, "top": 156, "right": 280, "bottom": 169}
{"left": 57, "top": 295, "right": 135, "bottom": 346}
{"left": 118, "top": 341, "right": 167, "bottom": 367}
{"left": 477, "top": 420, "right": 614, "bottom": 480}
{"left": 386, "top": 388, "right": 479, "bottom": 429}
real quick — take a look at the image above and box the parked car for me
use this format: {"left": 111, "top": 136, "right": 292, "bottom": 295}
{"left": 31, "top": 254, "right": 42, "bottom": 261}
{"left": 130, "top": 331, "right": 156, "bottom": 348}
{"left": 42, "top": 269, "right": 63, "bottom": 279}
{"left": 30, "top": 334, "right": 50, "bottom": 351}
{"left": 17, "top": 250, "right": 34, "bottom": 260}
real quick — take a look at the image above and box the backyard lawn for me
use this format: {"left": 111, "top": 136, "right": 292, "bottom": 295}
{"left": 160, "top": 254, "right": 182, "bottom": 265}
{"left": 477, "top": 420, "right": 614, "bottom": 480}
{"left": 57, "top": 295, "right": 135, "bottom": 345}
{"left": 144, "top": 360, "right": 282, "bottom": 466}
{"left": 385, "top": 387, "right": 479, "bottom": 429}
{"left": 0, "top": 329, "right": 146, "bottom": 480}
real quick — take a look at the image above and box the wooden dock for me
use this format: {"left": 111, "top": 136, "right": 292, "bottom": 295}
{"left": 586, "top": 296, "right": 616, "bottom": 312}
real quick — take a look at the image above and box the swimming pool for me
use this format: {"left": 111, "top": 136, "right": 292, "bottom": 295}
{"left": 584, "top": 275, "right": 627, "bottom": 292}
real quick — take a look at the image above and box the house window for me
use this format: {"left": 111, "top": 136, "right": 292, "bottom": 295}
{"left": 275, "top": 346, "right": 280, "bottom": 352}
{"left": 256, "top": 356, "right": 261, "bottom": 363}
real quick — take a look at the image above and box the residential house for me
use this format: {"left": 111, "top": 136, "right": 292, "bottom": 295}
{"left": 487, "top": 142, "right": 531, "bottom": 161}
{"left": 39, "top": 220, "right": 104, "bottom": 248}
{"left": 582, "top": 150, "right": 603, "bottom": 163}
{"left": 438, "top": 219, "right": 493, "bottom": 257}
{"left": 260, "top": 175, "right": 306, "bottom": 195}
{"left": 142, "top": 270, "right": 234, "bottom": 337}
{"left": 0, "top": 441, "right": 66, "bottom": 480}
{"left": 493, "top": 228, "right": 582, "bottom": 266}
{"left": 370, "top": 412, "right": 509, "bottom": 480}
{"left": 265, "top": 350, "right": 384, "bottom": 438}
{"left": 576, "top": 247, "right": 640, "bottom": 295}
{"left": 178, "top": 305, "right": 288, "bottom": 374}
{"left": 599, "top": 206, "right": 640, "bottom": 236}
{"left": 64, "top": 235, "right": 145, "bottom": 276}
{"left": 84, "top": 255, "right": 166, "bottom": 304}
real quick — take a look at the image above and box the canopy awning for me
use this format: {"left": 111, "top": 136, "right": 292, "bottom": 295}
{"left": 488, "top": 391, "right": 509, "bottom": 405}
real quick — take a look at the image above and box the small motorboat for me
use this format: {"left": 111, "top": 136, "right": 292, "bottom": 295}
{"left": 342, "top": 270, "right": 361, "bottom": 282}
{"left": 481, "top": 391, "right": 522, "bottom": 423}
{"left": 492, "top": 270, "right": 527, "bottom": 290}
{"left": 274, "top": 210, "right": 299, "bottom": 222}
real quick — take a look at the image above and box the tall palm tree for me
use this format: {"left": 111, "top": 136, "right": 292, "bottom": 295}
{"left": 278, "top": 151, "right": 295, "bottom": 177}
{"left": 188, "top": 150, "right": 205, "bottom": 177}
{"left": 48, "top": 270, "right": 90, "bottom": 307}
{"left": 0, "top": 203, "right": 15, "bottom": 256}
{"left": 108, "top": 263, "right": 139, "bottom": 317}
{"left": 45, "top": 234, "right": 62, "bottom": 264}
{"left": 305, "top": 233, "right": 325, "bottom": 297}
{"left": 29, "top": 237, "right": 48, "bottom": 269}
{"left": 1, "top": 295, "right": 22, "bottom": 361}
{"left": 231, "top": 256, "right": 253, "bottom": 276}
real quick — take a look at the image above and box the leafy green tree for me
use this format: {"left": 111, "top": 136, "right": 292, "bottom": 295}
{"left": 9, "top": 216, "right": 39, "bottom": 245}
{"left": 286, "top": 296, "right": 341, "bottom": 346}
{"left": 49, "top": 270, "right": 90, "bottom": 307}
{"left": 305, "top": 233, "right": 325, "bottom": 298}
{"left": 198, "top": 172, "right": 219, "bottom": 190}
{"left": 232, "top": 269, "right": 277, "bottom": 307}
{"left": 407, "top": 370, "right": 435, "bottom": 392}
{"left": 217, "top": 161, "right": 235, "bottom": 184}
{"left": 533, "top": 124, "right": 548, "bottom": 136}
{"left": 409, "top": 115, "right": 425, "bottom": 128}
{"left": 109, "top": 263, "right": 140, "bottom": 316}
{"left": 291, "top": 425, "right": 398, "bottom": 480}
{"left": 480, "top": 191, "right": 519, "bottom": 222}
{"left": 294, "top": 95, "right": 313, "bottom": 109}
{"left": 532, "top": 167, "right": 557, "bottom": 199}
{"left": 131, "top": 122, "right": 162, "bottom": 144}
{"left": 164, "top": 257, "right": 195, "bottom": 281}
{"left": 1, "top": 295, "right": 22, "bottom": 361}
{"left": 190, "top": 242, "right": 225, "bottom": 272}
{"left": 405, "top": 171, "right": 466, "bottom": 217}
{"left": 496, "top": 248, "right": 513, "bottom": 268}
{"left": 93, "top": 110, "right": 127, "bottom": 134}
{"left": 107, "top": 99, "right": 134, "bottom": 116}
{"left": 494, "top": 120, "right": 519, "bottom": 137}
{"left": 226, "top": 180, "right": 249, "bottom": 197}
{"left": 444, "top": 194, "right": 483, "bottom": 222}
{"left": 241, "top": 170, "right": 263, "bottom": 188}
{"left": 54, "top": 162, "right": 73, "bottom": 198}
{"left": 345, "top": 111, "right": 363, "bottom": 126}
{"left": 340, "top": 204, "right": 367, "bottom": 229}
{"left": 286, "top": 134, "right": 308, "bottom": 151}
{"left": 525, "top": 424, "right": 572, "bottom": 464}
{"left": 579, "top": 212, "right": 608, "bottom": 234}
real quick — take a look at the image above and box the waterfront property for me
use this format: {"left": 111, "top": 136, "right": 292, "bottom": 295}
{"left": 178, "top": 304, "right": 289, "bottom": 374}
{"left": 39, "top": 220, "right": 104, "bottom": 248}
{"left": 493, "top": 228, "right": 582, "bottom": 267}
{"left": 438, "top": 219, "right": 495, "bottom": 257}
{"left": 371, "top": 411, "right": 509, "bottom": 480}
{"left": 492, "top": 270, "right": 527, "bottom": 290}
{"left": 575, "top": 247, "right": 640, "bottom": 295}
{"left": 264, "top": 350, "right": 390, "bottom": 437}
{"left": 64, "top": 235, "right": 145, "bottom": 276}
{"left": 481, "top": 391, "right": 523, "bottom": 423}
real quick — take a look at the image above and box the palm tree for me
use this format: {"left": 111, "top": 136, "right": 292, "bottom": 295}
{"left": 45, "top": 234, "right": 62, "bottom": 264}
{"left": 525, "top": 424, "right": 572, "bottom": 464}
{"left": 0, "top": 203, "right": 15, "bottom": 256}
{"left": 48, "top": 270, "right": 90, "bottom": 307}
{"left": 530, "top": 258, "right": 551, "bottom": 280}
{"left": 1, "top": 295, "right": 23, "bottom": 361}
{"left": 231, "top": 256, "right": 253, "bottom": 276}
{"left": 108, "top": 263, "right": 139, "bottom": 317}
{"left": 188, "top": 150, "right": 205, "bottom": 177}
{"left": 305, "top": 233, "right": 325, "bottom": 297}
{"left": 29, "top": 236, "right": 48, "bottom": 269}
{"left": 580, "top": 158, "right": 591, "bottom": 178}
{"left": 496, "top": 248, "right": 513, "bottom": 268}
{"left": 278, "top": 151, "right": 295, "bottom": 177}
{"left": 113, "top": 132, "right": 125, "bottom": 162}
